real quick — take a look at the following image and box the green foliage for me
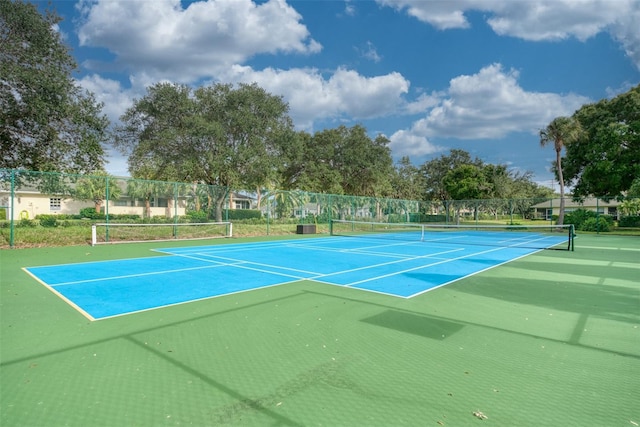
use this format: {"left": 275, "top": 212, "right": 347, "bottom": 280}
{"left": 73, "top": 172, "right": 122, "bottom": 211}
{"left": 620, "top": 198, "right": 640, "bottom": 215}
{"left": 79, "top": 207, "right": 103, "bottom": 219}
{"left": 0, "top": 209, "right": 5, "bottom": 220}
{"left": 38, "top": 215, "right": 58, "bottom": 228}
{"left": 17, "top": 218, "right": 36, "bottom": 228}
{"left": 619, "top": 216, "right": 640, "bottom": 227}
{"left": 0, "top": 1, "right": 109, "bottom": 173}
{"left": 226, "top": 209, "right": 262, "bottom": 220}
{"left": 116, "top": 82, "right": 293, "bottom": 221}
{"left": 563, "top": 209, "right": 596, "bottom": 229}
{"left": 564, "top": 85, "right": 640, "bottom": 199}
{"left": 420, "top": 149, "right": 482, "bottom": 202}
{"left": 186, "top": 210, "right": 208, "bottom": 223}
{"left": 443, "top": 164, "right": 488, "bottom": 201}
{"left": 564, "top": 209, "right": 613, "bottom": 231}
{"left": 581, "top": 217, "right": 611, "bottom": 232}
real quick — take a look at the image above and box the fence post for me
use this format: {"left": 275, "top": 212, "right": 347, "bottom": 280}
{"left": 105, "top": 176, "right": 110, "bottom": 242}
{"left": 596, "top": 197, "right": 600, "bottom": 234}
{"left": 9, "top": 169, "right": 15, "bottom": 248}
{"left": 509, "top": 199, "right": 513, "bottom": 225}
{"left": 173, "top": 182, "right": 179, "bottom": 238}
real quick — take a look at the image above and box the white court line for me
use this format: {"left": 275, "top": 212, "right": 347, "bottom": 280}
{"left": 194, "top": 252, "right": 323, "bottom": 276}
{"left": 308, "top": 248, "right": 465, "bottom": 280}
{"left": 343, "top": 243, "right": 528, "bottom": 287}
{"left": 49, "top": 262, "right": 236, "bottom": 287}
{"left": 167, "top": 240, "right": 466, "bottom": 282}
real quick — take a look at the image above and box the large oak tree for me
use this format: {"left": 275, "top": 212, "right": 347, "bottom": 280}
{"left": 115, "top": 82, "right": 294, "bottom": 220}
{"left": 0, "top": 1, "right": 109, "bottom": 173}
{"left": 563, "top": 85, "right": 640, "bottom": 200}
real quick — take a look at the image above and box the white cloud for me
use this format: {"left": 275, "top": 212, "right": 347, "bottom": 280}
{"left": 389, "top": 129, "right": 444, "bottom": 157}
{"left": 224, "top": 66, "right": 410, "bottom": 129}
{"left": 404, "top": 91, "right": 442, "bottom": 115}
{"left": 609, "top": 6, "right": 640, "bottom": 71}
{"left": 376, "top": 0, "right": 482, "bottom": 29}
{"left": 377, "top": 0, "right": 640, "bottom": 68}
{"left": 388, "top": 63, "right": 590, "bottom": 158}
{"left": 77, "top": 74, "right": 139, "bottom": 124}
{"left": 344, "top": 0, "right": 357, "bottom": 16}
{"left": 424, "top": 64, "right": 590, "bottom": 139}
{"left": 359, "top": 41, "right": 382, "bottom": 63}
{"left": 77, "top": 0, "right": 321, "bottom": 82}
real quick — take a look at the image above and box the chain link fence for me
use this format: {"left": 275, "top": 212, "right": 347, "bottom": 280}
{"left": 1, "top": 169, "right": 638, "bottom": 247}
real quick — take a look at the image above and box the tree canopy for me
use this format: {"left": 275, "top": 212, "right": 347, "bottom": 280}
{"left": 115, "top": 82, "right": 295, "bottom": 220}
{"left": 563, "top": 84, "right": 640, "bottom": 200}
{"left": 0, "top": 1, "right": 109, "bottom": 173}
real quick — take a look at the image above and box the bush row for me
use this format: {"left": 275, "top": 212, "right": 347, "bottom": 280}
{"left": 563, "top": 209, "right": 614, "bottom": 232}
{"left": 619, "top": 216, "right": 640, "bottom": 227}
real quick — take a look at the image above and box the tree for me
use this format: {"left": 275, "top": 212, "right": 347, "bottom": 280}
{"left": 0, "top": 1, "right": 109, "bottom": 173}
{"left": 420, "top": 149, "right": 483, "bottom": 204}
{"left": 539, "top": 116, "right": 582, "bottom": 225}
{"left": 116, "top": 82, "right": 294, "bottom": 221}
{"left": 296, "top": 127, "right": 344, "bottom": 194}
{"left": 391, "top": 156, "right": 425, "bottom": 201}
{"left": 443, "top": 164, "right": 489, "bottom": 222}
{"left": 292, "top": 125, "right": 394, "bottom": 197}
{"left": 337, "top": 126, "right": 393, "bottom": 197}
{"left": 73, "top": 171, "right": 122, "bottom": 213}
{"left": 563, "top": 85, "right": 640, "bottom": 200}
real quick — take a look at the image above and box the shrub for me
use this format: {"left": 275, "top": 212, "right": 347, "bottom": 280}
{"left": 619, "top": 216, "right": 640, "bottom": 227}
{"left": 186, "top": 210, "right": 208, "bottom": 223}
{"left": 226, "top": 209, "right": 262, "bottom": 221}
{"left": 581, "top": 217, "right": 611, "bottom": 232}
{"left": 38, "top": 215, "right": 58, "bottom": 227}
{"left": 79, "top": 207, "right": 106, "bottom": 219}
{"left": 17, "top": 219, "right": 36, "bottom": 228}
{"left": 563, "top": 209, "right": 596, "bottom": 229}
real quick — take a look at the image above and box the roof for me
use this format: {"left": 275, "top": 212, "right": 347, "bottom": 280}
{"left": 531, "top": 197, "right": 621, "bottom": 208}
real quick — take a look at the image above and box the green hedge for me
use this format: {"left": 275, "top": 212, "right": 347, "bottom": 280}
{"left": 563, "top": 209, "right": 614, "bottom": 232}
{"left": 226, "top": 209, "right": 262, "bottom": 220}
{"left": 619, "top": 216, "right": 640, "bottom": 227}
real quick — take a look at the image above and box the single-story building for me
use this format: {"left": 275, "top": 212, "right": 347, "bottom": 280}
{"left": 0, "top": 187, "right": 260, "bottom": 221}
{"left": 531, "top": 197, "right": 621, "bottom": 220}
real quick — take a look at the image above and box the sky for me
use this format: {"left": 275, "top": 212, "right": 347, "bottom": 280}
{"left": 43, "top": 0, "right": 640, "bottom": 188}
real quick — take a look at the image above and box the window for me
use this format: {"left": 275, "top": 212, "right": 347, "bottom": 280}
{"left": 235, "top": 200, "right": 250, "bottom": 209}
{"left": 50, "top": 198, "right": 61, "bottom": 211}
{"left": 153, "top": 198, "right": 169, "bottom": 208}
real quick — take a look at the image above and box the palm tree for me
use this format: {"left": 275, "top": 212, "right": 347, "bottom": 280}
{"left": 539, "top": 117, "right": 581, "bottom": 225}
{"left": 73, "top": 171, "right": 122, "bottom": 214}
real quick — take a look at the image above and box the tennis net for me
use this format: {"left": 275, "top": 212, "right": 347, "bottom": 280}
{"left": 330, "top": 220, "right": 575, "bottom": 251}
{"left": 91, "top": 221, "right": 233, "bottom": 245}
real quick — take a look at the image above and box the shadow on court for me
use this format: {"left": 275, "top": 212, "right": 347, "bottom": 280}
{"left": 361, "top": 310, "right": 465, "bottom": 340}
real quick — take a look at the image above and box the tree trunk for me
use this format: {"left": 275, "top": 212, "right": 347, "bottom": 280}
{"left": 556, "top": 149, "right": 565, "bottom": 226}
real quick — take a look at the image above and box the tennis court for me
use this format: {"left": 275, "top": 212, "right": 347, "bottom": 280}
{"left": 24, "top": 225, "right": 571, "bottom": 320}
{"left": 2, "top": 232, "right": 638, "bottom": 426}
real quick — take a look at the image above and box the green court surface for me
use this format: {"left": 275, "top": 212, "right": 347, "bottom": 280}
{"left": 1, "top": 234, "right": 638, "bottom": 426}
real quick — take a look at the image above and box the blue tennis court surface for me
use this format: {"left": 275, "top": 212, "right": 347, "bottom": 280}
{"left": 24, "top": 232, "right": 568, "bottom": 320}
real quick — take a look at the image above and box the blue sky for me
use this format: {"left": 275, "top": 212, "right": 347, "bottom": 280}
{"left": 45, "top": 0, "right": 640, "bottom": 188}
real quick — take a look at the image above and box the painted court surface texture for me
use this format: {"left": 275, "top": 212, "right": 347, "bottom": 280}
{"left": 24, "top": 231, "right": 568, "bottom": 320}
{"left": 1, "top": 234, "right": 638, "bottom": 426}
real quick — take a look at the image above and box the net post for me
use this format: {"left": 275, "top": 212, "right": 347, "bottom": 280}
{"left": 91, "top": 224, "right": 97, "bottom": 246}
{"left": 329, "top": 219, "right": 333, "bottom": 236}
{"left": 228, "top": 221, "right": 233, "bottom": 237}
{"left": 569, "top": 224, "right": 575, "bottom": 251}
